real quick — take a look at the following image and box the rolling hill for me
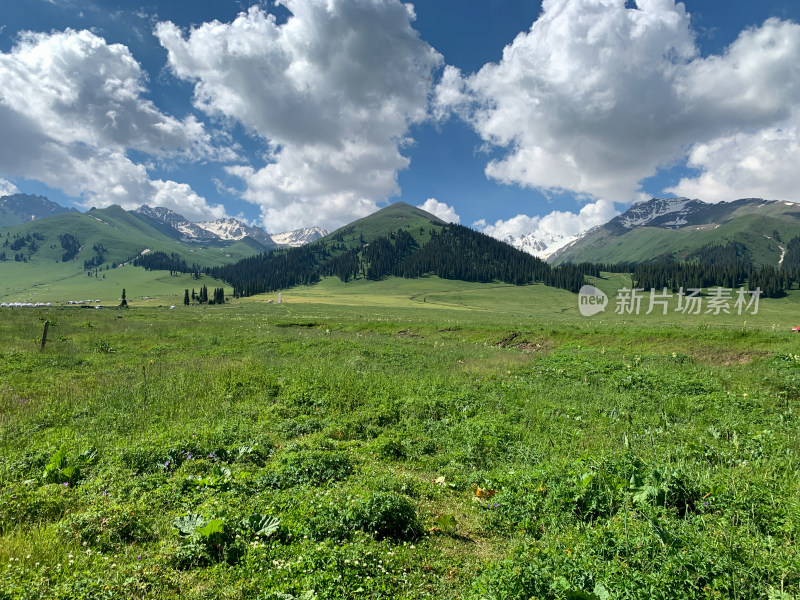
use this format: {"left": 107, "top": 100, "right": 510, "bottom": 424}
{"left": 0, "top": 204, "right": 275, "bottom": 302}
{"left": 550, "top": 197, "right": 800, "bottom": 266}
{"left": 209, "top": 202, "right": 592, "bottom": 297}
{"left": 1, "top": 204, "right": 272, "bottom": 269}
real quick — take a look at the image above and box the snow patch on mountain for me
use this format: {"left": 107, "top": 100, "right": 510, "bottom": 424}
{"left": 271, "top": 227, "right": 329, "bottom": 247}
{"left": 616, "top": 197, "right": 703, "bottom": 229}
{"left": 135, "top": 205, "right": 217, "bottom": 241}
{"left": 196, "top": 218, "right": 274, "bottom": 246}
{"left": 502, "top": 231, "right": 582, "bottom": 260}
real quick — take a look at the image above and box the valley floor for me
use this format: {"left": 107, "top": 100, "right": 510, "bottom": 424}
{"left": 1, "top": 283, "right": 798, "bottom": 599}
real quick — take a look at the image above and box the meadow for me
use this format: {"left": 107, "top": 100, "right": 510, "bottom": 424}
{"left": 0, "top": 275, "right": 798, "bottom": 599}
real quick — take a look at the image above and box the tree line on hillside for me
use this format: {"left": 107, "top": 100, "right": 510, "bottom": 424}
{"left": 208, "top": 224, "right": 602, "bottom": 297}
{"left": 630, "top": 240, "right": 796, "bottom": 298}
{"left": 115, "top": 229, "right": 800, "bottom": 300}
{"left": 133, "top": 251, "right": 205, "bottom": 278}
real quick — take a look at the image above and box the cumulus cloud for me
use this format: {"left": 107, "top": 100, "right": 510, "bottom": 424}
{"left": 437, "top": 0, "right": 800, "bottom": 205}
{"left": 417, "top": 198, "right": 460, "bottom": 223}
{"left": 156, "top": 1, "right": 442, "bottom": 231}
{"left": 667, "top": 109, "right": 800, "bottom": 202}
{"left": 475, "top": 199, "right": 618, "bottom": 243}
{"left": 0, "top": 28, "right": 227, "bottom": 218}
{"left": 0, "top": 178, "right": 19, "bottom": 197}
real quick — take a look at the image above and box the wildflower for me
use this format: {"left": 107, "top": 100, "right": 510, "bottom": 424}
{"left": 137, "top": 556, "right": 142, "bottom": 561}
{"left": 62, "top": 482, "right": 69, "bottom": 487}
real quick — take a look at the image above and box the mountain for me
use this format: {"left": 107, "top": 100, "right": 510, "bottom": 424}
{"left": 271, "top": 227, "right": 329, "bottom": 247}
{"left": 549, "top": 197, "right": 800, "bottom": 266}
{"left": 209, "top": 202, "right": 592, "bottom": 297}
{"left": 196, "top": 217, "right": 276, "bottom": 247}
{"left": 502, "top": 230, "right": 582, "bottom": 260}
{"left": 0, "top": 194, "right": 76, "bottom": 227}
{"left": 1, "top": 204, "right": 269, "bottom": 272}
{"left": 134, "top": 205, "right": 219, "bottom": 242}
{"left": 136, "top": 206, "right": 283, "bottom": 249}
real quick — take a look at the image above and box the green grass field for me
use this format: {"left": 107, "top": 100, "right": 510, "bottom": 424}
{"left": 1, "top": 277, "right": 798, "bottom": 599}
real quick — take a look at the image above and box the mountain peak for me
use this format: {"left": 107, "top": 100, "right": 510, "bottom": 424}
{"left": 134, "top": 205, "right": 218, "bottom": 241}
{"left": 271, "top": 226, "right": 329, "bottom": 247}
{"left": 196, "top": 217, "right": 275, "bottom": 246}
{"left": 0, "top": 194, "right": 76, "bottom": 227}
{"left": 614, "top": 197, "right": 706, "bottom": 230}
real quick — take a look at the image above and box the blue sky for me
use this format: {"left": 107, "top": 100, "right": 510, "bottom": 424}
{"left": 1, "top": 0, "right": 799, "bottom": 240}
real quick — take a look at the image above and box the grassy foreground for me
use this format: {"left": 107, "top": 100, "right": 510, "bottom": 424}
{"left": 1, "top": 279, "right": 798, "bottom": 599}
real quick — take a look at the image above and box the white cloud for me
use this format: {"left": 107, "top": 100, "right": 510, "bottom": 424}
{"left": 156, "top": 1, "right": 442, "bottom": 231}
{"left": 151, "top": 180, "right": 227, "bottom": 221}
{"left": 0, "top": 28, "right": 228, "bottom": 217}
{"left": 668, "top": 109, "right": 800, "bottom": 202}
{"left": 438, "top": 0, "right": 800, "bottom": 205}
{"left": 0, "top": 178, "right": 19, "bottom": 197}
{"left": 417, "top": 198, "right": 460, "bottom": 223}
{"left": 475, "top": 199, "right": 618, "bottom": 242}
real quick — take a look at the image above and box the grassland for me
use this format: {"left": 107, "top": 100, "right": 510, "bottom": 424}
{"left": 1, "top": 277, "right": 798, "bottom": 599}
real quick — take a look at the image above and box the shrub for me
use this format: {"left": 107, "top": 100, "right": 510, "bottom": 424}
{"left": 347, "top": 491, "right": 421, "bottom": 541}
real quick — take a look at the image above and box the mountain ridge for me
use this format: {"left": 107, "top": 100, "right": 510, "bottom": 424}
{"left": 549, "top": 197, "right": 800, "bottom": 266}
{"left": 0, "top": 194, "right": 78, "bottom": 227}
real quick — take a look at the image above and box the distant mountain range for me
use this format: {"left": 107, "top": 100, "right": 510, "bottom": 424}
{"left": 3, "top": 192, "right": 798, "bottom": 286}
{"left": 271, "top": 227, "right": 331, "bottom": 247}
{"left": 0, "top": 194, "right": 329, "bottom": 250}
{"left": 549, "top": 197, "right": 800, "bottom": 266}
{"left": 0, "top": 194, "right": 78, "bottom": 226}
{"left": 501, "top": 230, "right": 582, "bottom": 260}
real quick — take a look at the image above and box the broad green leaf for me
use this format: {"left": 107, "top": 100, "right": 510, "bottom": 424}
{"left": 173, "top": 514, "right": 205, "bottom": 537}
{"left": 243, "top": 514, "right": 280, "bottom": 537}
{"left": 197, "top": 519, "right": 225, "bottom": 539}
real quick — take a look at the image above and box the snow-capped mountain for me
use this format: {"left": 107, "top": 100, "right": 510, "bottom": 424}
{"left": 500, "top": 231, "right": 582, "bottom": 260}
{"left": 271, "top": 227, "right": 329, "bottom": 247}
{"left": 196, "top": 218, "right": 275, "bottom": 246}
{"left": 614, "top": 197, "right": 708, "bottom": 229}
{"left": 135, "top": 205, "right": 218, "bottom": 241}
{"left": 134, "top": 205, "right": 328, "bottom": 248}
{"left": 549, "top": 196, "right": 800, "bottom": 265}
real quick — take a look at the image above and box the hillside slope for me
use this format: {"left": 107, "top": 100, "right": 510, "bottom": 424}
{"left": 550, "top": 197, "right": 800, "bottom": 266}
{"left": 210, "top": 202, "right": 592, "bottom": 297}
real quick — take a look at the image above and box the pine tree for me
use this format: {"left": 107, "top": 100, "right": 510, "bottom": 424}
{"left": 120, "top": 288, "right": 128, "bottom": 308}
{"left": 184, "top": 289, "right": 190, "bottom": 306}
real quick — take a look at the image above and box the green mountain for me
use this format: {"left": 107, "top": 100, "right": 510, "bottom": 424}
{"left": 550, "top": 197, "right": 800, "bottom": 266}
{"left": 0, "top": 194, "right": 77, "bottom": 227}
{"left": 0, "top": 204, "right": 269, "bottom": 269}
{"left": 210, "top": 202, "right": 591, "bottom": 297}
